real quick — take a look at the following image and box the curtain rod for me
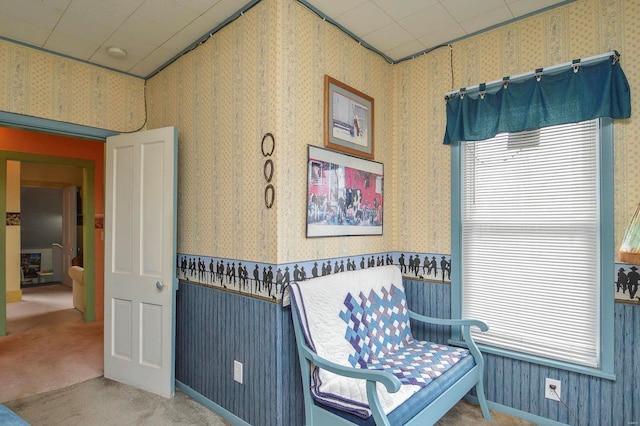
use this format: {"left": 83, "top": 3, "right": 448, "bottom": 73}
{"left": 444, "top": 50, "right": 618, "bottom": 99}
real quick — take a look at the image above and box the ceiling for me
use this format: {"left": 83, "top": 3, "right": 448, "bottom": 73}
{"left": 0, "top": 0, "right": 570, "bottom": 79}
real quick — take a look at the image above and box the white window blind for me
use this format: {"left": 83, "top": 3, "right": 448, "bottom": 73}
{"left": 461, "top": 119, "right": 600, "bottom": 368}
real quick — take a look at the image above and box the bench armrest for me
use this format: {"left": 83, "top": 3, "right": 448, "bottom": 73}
{"left": 297, "top": 341, "right": 401, "bottom": 426}
{"left": 408, "top": 310, "right": 488, "bottom": 331}
{"left": 297, "top": 341, "right": 402, "bottom": 393}
{"left": 408, "top": 310, "right": 488, "bottom": 369}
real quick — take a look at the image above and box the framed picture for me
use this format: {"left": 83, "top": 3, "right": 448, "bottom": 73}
{"left": 20, "top": 253, "right": 41, "bottom": 279}
{"left": 324, "top": 75, "right": 374, "bottom": 159}
{"left": 6, "top": 212, "right": 20, "bottom": 226}
{"left": 307, "top": 145, "right": 383, "bottom": 237}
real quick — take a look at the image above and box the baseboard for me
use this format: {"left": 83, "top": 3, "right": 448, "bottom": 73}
{"left": 465, "top": 395, "right": 568, "bottom": 426}
{"left": 6, "top": 290, "right": 22, "bottom": 303}
{"left": 175, "top": 380, "right": 251, "bottom": 426}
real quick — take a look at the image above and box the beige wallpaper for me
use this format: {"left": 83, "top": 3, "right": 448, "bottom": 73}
{"left": 147, "top": 0, "right": 280, "bottom": 263}
{"left": 146, "top": 0, "right": 395, "bottom": 264}
{"left": 0, "top": 39, "right": 145, "bottom": 132}
{"left": 390, "top": 47, "right": 453, "bottom": 255}
{"left": 274, "top": 0, "right": 394, "bottom": 263}
{"left": 391, "top": 0, "right": 639, "bottom": 255}
{"left": 146, "top": 0, "right": 638, "bottom": 265}
{"left": 0, "top": 0, "right": 633, "bottom": 289}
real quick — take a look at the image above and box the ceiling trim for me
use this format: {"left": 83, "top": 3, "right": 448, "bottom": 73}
{"left": 426, "top": 0, "right": 577, "bottom": 65}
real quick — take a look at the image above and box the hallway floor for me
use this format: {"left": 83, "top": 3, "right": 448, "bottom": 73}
{"left": 1, "top": 284, "right": 103, "bottom": 402}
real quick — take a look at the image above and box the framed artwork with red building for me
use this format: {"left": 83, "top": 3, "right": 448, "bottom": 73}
{"left": 307, "top": 145, "right": 383, "bottom": 237}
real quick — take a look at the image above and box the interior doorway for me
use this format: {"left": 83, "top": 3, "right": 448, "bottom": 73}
{"left": 0, "top": 123, "right": 109, "bottom": 402}
{"left": 0, "top": 125, "right": 105, "bottom": 336}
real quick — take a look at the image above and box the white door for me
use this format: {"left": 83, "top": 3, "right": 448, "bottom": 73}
{"left": 61, "top": 186, "right": 77, "bottom": 287}
{"left": 104, "top": 127, "right": 177, "bottom": 398}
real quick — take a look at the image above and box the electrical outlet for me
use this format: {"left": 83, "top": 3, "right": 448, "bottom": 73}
{"left": 545, "top": 378, "right": 561, "bottom": 401}
{"left": 234, "top": 360, "right": 243, "bottom": 384}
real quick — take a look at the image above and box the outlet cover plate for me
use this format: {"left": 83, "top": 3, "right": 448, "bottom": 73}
{"left": 545, "top": 378, "right": 561, "bottom": 401}
{"left": 234, "top": 360, "right": 243, "bottom": 384}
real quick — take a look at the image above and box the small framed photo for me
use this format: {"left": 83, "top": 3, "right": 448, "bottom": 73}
{"left": 6, "top": 212, "right": 20, "bottom": 226}
{"left": 324, "top": 75, "right": 374, "bottom": 159}
{"left": 307, "top": 145, "right": 383, "bottom": 237}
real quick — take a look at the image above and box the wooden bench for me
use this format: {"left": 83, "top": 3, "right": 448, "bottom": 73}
{"left": 288, "top": 265, "right": 491, "bottom": 425}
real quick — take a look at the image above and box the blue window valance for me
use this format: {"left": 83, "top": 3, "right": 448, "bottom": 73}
{"left": 443, "top": 53, "right": 631, "bottom": 145}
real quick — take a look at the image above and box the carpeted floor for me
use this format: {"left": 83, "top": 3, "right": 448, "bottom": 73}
{"left": 5, "top": 377, "right": 230, "bottom": 426}
{"left": 1, "top": 284, "right": 103, "bottom": 403}
{"left": 437, "top": 400, "right": 537, "bottom": 425}
{"left": 3, "top": 376, "right": 535, "bottom": 426}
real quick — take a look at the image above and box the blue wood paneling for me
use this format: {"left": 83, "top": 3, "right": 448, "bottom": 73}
{"left": 175, "top": 278, "right": 640, "bottom": 426}
{"left": 279, "top": 306, "right": 305, "bottom": 425}
{"left": 404, "top": 280, "right": 640, "bottom": 425}
{"left": 176, "top": 282, "right": 281, "bottom": 426}
{"left": 404, "top": 279, "right": 452, "bottom": 345}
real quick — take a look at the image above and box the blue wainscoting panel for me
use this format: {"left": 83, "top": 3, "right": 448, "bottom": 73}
{"left": 175, "top": 278, "right": 639, "bottom": 425}
{"left": 176, "top": 282, "right": 281, "bottom": 426}
{"left": 279, "top": 306, "right": 305, "bottom": 425}
{"left": 404, "top": 279, "right": 640, "bottom": 425}
{"left": 404, "top": 279, "right": 452, "bottom": 344}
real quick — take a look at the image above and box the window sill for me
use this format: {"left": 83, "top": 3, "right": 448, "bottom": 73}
{"left": 448, "top": 339, "right": 616, "bottom": 381}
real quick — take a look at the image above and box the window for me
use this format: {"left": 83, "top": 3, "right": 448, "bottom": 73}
{"left": 454, "top": 118, "right": 613, "bottom": 372}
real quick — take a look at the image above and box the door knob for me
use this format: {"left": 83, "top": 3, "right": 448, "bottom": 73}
{"left": 156, "top": 281, "right": 164, "bottom": 290}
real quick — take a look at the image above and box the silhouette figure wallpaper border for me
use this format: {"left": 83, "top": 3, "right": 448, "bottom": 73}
{"left": 615, "top": 263, "right": 640, "bottom": 304}
{"left": 176, "top": 251, "right": 451, "bottom": 303}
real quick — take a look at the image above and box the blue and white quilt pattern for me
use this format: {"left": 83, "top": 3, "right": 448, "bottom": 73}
{"left": 340, "top": 285, "right": 468, "bottom": 389}
{"left": 340, "top": 285, "right": 412, "bottom": 368}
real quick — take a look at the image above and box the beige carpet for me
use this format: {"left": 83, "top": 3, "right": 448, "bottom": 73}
{"left": 6, "top": 283, "right": 77, "bottom": 334}
{"left": 5, "top": 376, "right": 230, "bottom": 426}
{"left": 437, "top": 400, "right": 537, "bottom": 425}
{"left": 0, "top": 284, "right": 103, "bottom": 403}
{"left": 3, "top": 377, "right": 533, "bottom": 426}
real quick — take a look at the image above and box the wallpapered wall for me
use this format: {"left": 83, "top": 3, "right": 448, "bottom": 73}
{"left": 0, "top": 39, "right": 145, "bottom": 132}
{"left": 146, "top": 0, "right": 280, "bottom": 263}
{"left": 150, "top": 0, "right": 640, "bottom": 267}
{"left": 0, "top": 0, "right": 635, "bottom": 264}
{"left": 391, "top": 0, "right": 640, "bottom": 253}
{"left": 146, "top": 0, "right": 395, "bottom": 264}
{"left": 273, "top": 0, "right": 394, "bottom": 262}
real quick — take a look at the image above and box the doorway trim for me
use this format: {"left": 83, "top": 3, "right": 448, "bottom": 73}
{"left": 0, "top": 111, "right": 116, "bottom": 336}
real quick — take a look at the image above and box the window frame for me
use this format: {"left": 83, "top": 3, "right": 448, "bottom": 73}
{"left": 450, "top": 118, "right": 615, "bottom": 379}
